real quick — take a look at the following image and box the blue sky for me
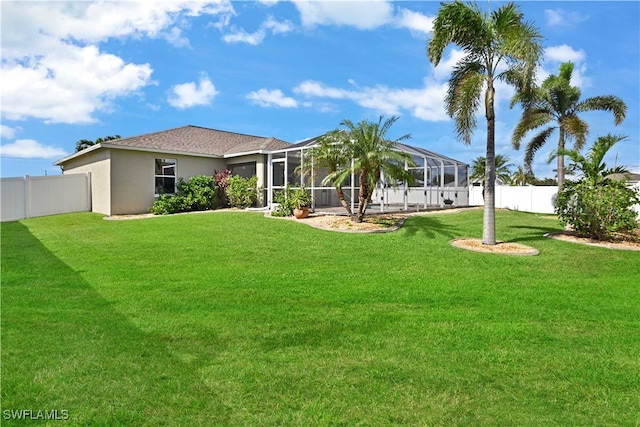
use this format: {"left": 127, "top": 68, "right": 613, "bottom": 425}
{"left": 1, "top": 0, "right": 638, "bottom": 179}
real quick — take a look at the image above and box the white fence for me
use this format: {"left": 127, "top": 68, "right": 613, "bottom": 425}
{"left": 1, "top": 173, "right": 91, "bottom": 222}
{"left": 470, "top": 183, "right": 640, "bottom": 216}
{"left": 469, "top": 185, "right": 557, "bottom": 214}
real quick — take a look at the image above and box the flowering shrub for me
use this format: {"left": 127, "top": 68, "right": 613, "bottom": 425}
{"left": 214, "top": 169, "right": 231, "bottom": 207}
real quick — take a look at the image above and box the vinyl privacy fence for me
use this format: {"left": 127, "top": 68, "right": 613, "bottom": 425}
{"left": 469, "top": 185, "right": 558, "bottom": 213}
{"left": 1, "top": 173, "right": 91, "bottom": 222}
{"left": 469, "top": 183, "right": 640, "bottom": 216}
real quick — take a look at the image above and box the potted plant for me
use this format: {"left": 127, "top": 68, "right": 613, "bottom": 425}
{"left": 291, "top": 187, "right": 312, "bottom": 219}
{"left": 443, "top": 198, "right": 454, "bottom": 207}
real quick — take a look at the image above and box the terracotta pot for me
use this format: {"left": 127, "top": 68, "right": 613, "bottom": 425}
{"left": 293, "top": 207, "right": 309, "bottom": 219}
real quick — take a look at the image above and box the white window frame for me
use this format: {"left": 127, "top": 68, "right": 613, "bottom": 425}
{"left": 154, "top": 158, "right": 176, "bottom": 196}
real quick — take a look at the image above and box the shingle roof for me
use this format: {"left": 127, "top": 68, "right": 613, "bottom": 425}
{"left": 87, "top": 125, "right": 291, "bottom": 157}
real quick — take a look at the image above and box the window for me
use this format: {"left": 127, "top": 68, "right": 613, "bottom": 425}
{"left": 155, "top": 158, "right": 176, "bottom": 195}
{"left": 229, "top": 162, "right": 256, "bottom": 179}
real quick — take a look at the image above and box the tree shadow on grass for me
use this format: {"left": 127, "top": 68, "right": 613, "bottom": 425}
{"left": 0, "top": 222, "right": 231, "bottom": 425}
{"left": 400, "top": 215, "right": 462, "bottom": 240}
{"left": 505, "top": 224, "right": 564, "bottom": 244}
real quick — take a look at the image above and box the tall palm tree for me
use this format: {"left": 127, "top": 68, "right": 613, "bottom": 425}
{"left": 428, "top": 1, "right": 542, "bottom": 245}
{"left": 511, "top": 62, "right": 626, "bottom": 188}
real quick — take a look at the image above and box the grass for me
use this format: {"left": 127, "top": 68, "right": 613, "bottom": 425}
{"left": 1, "top": 209, "right": 639, "bottom": 425}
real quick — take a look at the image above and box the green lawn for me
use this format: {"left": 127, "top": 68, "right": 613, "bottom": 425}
{"left": 2, "top": 209, "right": 639, "bottom": 425}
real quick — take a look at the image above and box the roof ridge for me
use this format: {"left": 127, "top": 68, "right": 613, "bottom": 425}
{"left": 185, "top": 124, "right": 274, "bottom": 141}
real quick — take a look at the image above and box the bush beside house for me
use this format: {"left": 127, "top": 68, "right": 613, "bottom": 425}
{"left": 150, "top": 173, "right": 260, "bottom": 215}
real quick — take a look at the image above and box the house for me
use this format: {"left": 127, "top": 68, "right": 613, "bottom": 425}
{"left": 55, "top": 125, "right": 290, "bottom": 215}
{"left": 55, "top": 125, "right": 469, "bottom": 215}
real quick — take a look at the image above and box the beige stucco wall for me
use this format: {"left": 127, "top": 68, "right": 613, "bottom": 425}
{"left": 109, "top": 150, "right": 226, "bottom": 215}
{"left": 61, "top": 148, "right": 270, "bottom": 215}
{"left": 61, "top": 149, "right": 112, "bottom": 215}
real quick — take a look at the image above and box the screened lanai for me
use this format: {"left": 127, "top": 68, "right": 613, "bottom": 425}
{"left": 266, "top": 138, "right": 469, "bottom": 213}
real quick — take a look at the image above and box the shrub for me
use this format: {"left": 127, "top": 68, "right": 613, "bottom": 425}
{"left": 180, "top": 175, "right": 217, "bottom": 211}
{"left": 271, "top": 187, "right": 295, "bottom": 217}
{"left": 555, "top": 179, "right": 639, "bottom": 240}
{"left": 214, "top": 169, "right": 231, "bottom": 207}
{"left": 226, "top": 175, "right": 259, "bottom": 208}
{"left": 270, "top": 187, "right": 311, "bottom": 217}
{"left": 150, "top": 194, "right": 188, "bottom": 215}
{"left": 150, "top": 175, "right": 217, "bottom": 215}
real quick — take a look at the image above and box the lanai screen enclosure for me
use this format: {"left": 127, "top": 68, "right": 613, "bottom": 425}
{"left": 267, "top": 138, "right": 469, "bottom": 212}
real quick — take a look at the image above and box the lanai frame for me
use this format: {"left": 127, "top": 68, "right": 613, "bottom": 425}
{"left": 266, "top": 139, "right": 469, "bottom": 213}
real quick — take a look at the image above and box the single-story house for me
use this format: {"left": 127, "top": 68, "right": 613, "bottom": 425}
{"left": 55, "top": 125, "right": 469, "bottom": 215}
{"left": 55, "top": 125, "right": 290, "bottom": 215}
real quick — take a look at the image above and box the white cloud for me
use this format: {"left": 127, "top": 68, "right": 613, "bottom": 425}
{"left": 545, "top": 9, "right": 589, "bottom": 27}
{"left": 2, "top": 45, "right": 153, "bottom": 124}
{"left": 1, "top": 125, "right": 20, "bottom": 140}
{"left": 293, "top": 79, "right": 448, "bottom": 122}
{"left": 223, "top": 15, "right": 293, "bottom": 45}
{"left": 544, "top": 44, "right": 586, "bottom": 63}
{"left": 0, "top": 139, "right": 68, "bottom": 159}
{"left": 543, "top": 45, "right": 589, "bottom": 88}
{"left": 292, "top": 0, "right": 393, "bottom": 30}
{"left": 247, "top": 89, "right": 298, "bottom": 108}
{"left": 394, "top": 7, "right": 433, "bottom": 36}
{"left": 0, "top": 1, "right": 234, "bottom": 124}
{"left": 223, "top": 3, "right": 431, "bottom": 45}
{"left": 168, "top": 76, "right": 218, "bottom": 109}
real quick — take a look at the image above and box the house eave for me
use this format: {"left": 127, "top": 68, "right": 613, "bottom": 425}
{"left": 223, "top": 149, "right": 268, "bottom": 158}
{"left": 55, "top": 143, "right": 224, "bottom": 165}
{"left": 54, "top": 143, "right": 104, "bottom": 165}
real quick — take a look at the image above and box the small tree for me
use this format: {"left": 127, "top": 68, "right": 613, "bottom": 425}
{"left": 214, "top": 169, "right": 231, "bottom": 207}
{"left": 554, "top": 134, "right": 639, "bottom": 240}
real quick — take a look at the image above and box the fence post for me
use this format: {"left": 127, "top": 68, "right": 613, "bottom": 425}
{"left": 25, "top": 175, "right": 32, "bottom": 219}
{"left": 86, "top": 172, "right": 92, "bottom": 211}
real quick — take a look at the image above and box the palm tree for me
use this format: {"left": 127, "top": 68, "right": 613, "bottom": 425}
{"left": 428, "top": 1, "right": 542, "bottom": 245}
{"left": 511, "top": 165, "right": 533, "bottom": 186}
{"left": 75, "top": 135, "right": 121, "bottom": 152}
{"left": 306, "top": 116, "right": 415, "bottom": 222}
{"left": 341, "top": 116, "right": 416, "bottom": 222}
{"left": 511, "top": 62, "right": 626, "bottom": 188}
{"left": 553, "top": 134, "right": 637, "bottom": 240}
{"left": 553, "top": 134, "right": 629, "bottom": 185}
{"left": 470, "top": 155, "right": 514, "bottom": 186}
{"left": 298, "top": 130, "right": 354, "bottom": 217}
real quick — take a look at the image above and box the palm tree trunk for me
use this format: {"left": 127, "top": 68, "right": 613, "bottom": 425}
{"left": 335, "top": 187, "right": 354, "bottom": 218}
{"left": 355, "top": 170, "right": 369, "bottom": 223}
{"left": 483, "top": 84, "right": 497, "bottom": 245}
{"left": 557, "top": 129, "right": 566, "bottom": 188}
